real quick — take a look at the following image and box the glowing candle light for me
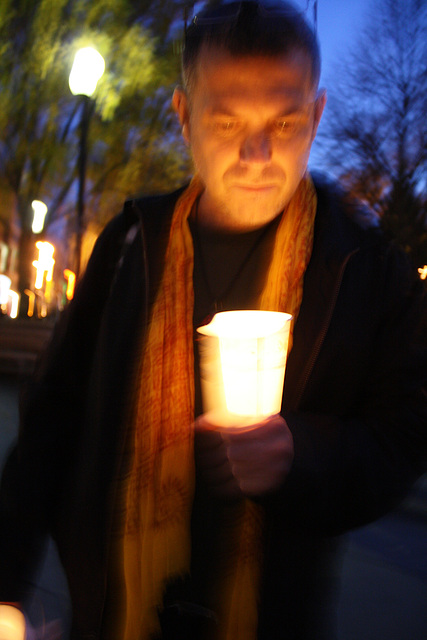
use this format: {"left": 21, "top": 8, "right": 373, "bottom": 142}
{"left": 418, "top": 265, "right": 427, "bottom": 280}
{"left": 63, "top": 269, "right": 76, "bottom": 300}
{"left": 32, "top": 241, "right": 55, "bottom": 290}
{"left": 8, "top": 290, "right": 19, "bottom": 319}
{"left": 0, "top": 604, "right": 26, "bottom": 640}
{"left": 0, "top": 274, "right": 11, "bottom": 305}
{"left": 197, "top": 310, "right": 292, "bottom": 427}
{"left": 24, "top": 289, "right": 36, "bottom": 317}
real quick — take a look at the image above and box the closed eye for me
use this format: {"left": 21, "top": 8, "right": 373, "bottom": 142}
{"left": 211, "top": 119, "right": 244, "bottom": 137}
{"left": 271, "top": 116, "right": 306, "bottom": 138}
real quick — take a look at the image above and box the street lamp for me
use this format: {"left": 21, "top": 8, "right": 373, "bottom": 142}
{"left": 69, "top": 46, "right": 105, "bottom": 279}
{"left": 31, "top": 200, "right": 48, "bottom": 234}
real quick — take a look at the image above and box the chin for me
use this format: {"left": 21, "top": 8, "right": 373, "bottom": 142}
{"left": 229, "top": 201, "right": 284, "bottom": 229}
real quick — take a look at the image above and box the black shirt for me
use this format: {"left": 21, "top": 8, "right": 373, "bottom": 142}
{"left": 186, "top": 212, "right": 281, "bottom": 631}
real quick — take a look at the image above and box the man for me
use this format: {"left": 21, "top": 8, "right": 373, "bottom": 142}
{"left": 1, "top": 1, "right": 426, "bottom": 639}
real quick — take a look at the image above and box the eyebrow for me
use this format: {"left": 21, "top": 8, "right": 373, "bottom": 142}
{"left": 206, "top": 103, "right": 312, "bottom": 118}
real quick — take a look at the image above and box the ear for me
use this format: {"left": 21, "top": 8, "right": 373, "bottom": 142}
{"left": 172, "top": 86, "right": 190, "bottom": 145}
{"left": 311, "top": 88, "right": 327, "bottom": 140}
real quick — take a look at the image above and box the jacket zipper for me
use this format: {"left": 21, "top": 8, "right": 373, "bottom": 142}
{"left": 293, "top": 247, "right": 360, "bottom": 409}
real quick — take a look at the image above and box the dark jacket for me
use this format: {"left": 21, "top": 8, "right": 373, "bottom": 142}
{"left": 1, "top": 176, "right": 426, "bottom": 639}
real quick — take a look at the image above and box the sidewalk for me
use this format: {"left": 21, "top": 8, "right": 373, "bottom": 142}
{"left": 337, "top": 489, "right": 427, "bottom": 639}
{"left": 1, "top": 374, "right": 426, "bottom": 639}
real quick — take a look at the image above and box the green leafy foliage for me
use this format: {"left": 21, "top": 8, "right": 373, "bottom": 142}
{"left": 0, "top": 0, "right": 191, "bottom": 293}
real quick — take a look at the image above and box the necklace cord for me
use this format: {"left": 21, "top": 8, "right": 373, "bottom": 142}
{"left": 193, "top": 199, "right": 279, "bottom": 311}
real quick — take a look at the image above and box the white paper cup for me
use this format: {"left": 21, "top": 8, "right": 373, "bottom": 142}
{"left": 197, "top": 310, "right": 292, "bottom": 427}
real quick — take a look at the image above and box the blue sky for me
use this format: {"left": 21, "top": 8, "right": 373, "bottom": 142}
{"left": 298, "top": 0, "right": 374, "bottom": 169}
{"left": 291, "top": 0, "right": 373, "bottom": 83}
{"left": 316, "top": 0, "right": 372, "bottom": 82}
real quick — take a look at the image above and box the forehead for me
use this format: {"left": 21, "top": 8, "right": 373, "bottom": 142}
{"left": 192, "top": 45, "right": 315, "bottom": 109}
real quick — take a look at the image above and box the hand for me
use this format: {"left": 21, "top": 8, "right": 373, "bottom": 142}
{"left": 194, "top": 422, "right": 243, "bottom": 500}
{"left": 194, "top": 414, "right": 294, "bottom": 498}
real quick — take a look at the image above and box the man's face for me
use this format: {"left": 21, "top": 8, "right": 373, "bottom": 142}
{"left": 173, "top": 46, "right": 326, "bottom": 231}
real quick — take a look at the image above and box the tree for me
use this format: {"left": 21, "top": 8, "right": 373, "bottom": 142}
{"left": 318, "top": 0, "right": 427, "bottom": 266}
{"left": 0, "top": 0, "right": 191, "bottom": 309}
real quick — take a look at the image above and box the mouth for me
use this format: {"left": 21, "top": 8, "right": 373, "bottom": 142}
{"left": 232, "top": 183, "right": 277, "bottom": 192}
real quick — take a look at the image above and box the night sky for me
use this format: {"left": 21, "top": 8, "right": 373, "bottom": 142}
{"left": 314, "top": 0, "right": 372, "bottom": 82}
{"left": 296, "top": 0, "right": 374, "bottom": 170}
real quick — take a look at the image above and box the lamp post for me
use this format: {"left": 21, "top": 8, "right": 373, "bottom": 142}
{"left": 69, "top": 46, "right": 105, "bottom": 279}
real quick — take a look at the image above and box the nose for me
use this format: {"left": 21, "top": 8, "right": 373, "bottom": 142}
{"left": 240, "top": 131, "right": 272, "bottom": 164}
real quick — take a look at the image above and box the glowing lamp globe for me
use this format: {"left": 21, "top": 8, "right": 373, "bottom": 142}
{"left": 31, "top": 200, "right": 48, "bottom": 234}
{"left": 69, "top": 47, "right": 105, "bottom": 97}
{"left": 197, "top": 310, "right": 292, "bottom": 427}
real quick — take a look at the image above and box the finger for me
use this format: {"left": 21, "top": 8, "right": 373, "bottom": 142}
{"left": 198, "top": 451, "right": 243, "bottom": 500}
{"left": 193, "top": 413, "right": 222, "bottom": 432}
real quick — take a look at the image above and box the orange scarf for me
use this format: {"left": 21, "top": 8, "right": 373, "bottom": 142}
{"left": 122, "top": 173, "right": 317, "bottom": 639}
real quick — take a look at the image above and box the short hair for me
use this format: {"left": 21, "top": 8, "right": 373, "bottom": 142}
{"left": 183, "top": 0, "right": 321, "bottom": 95}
